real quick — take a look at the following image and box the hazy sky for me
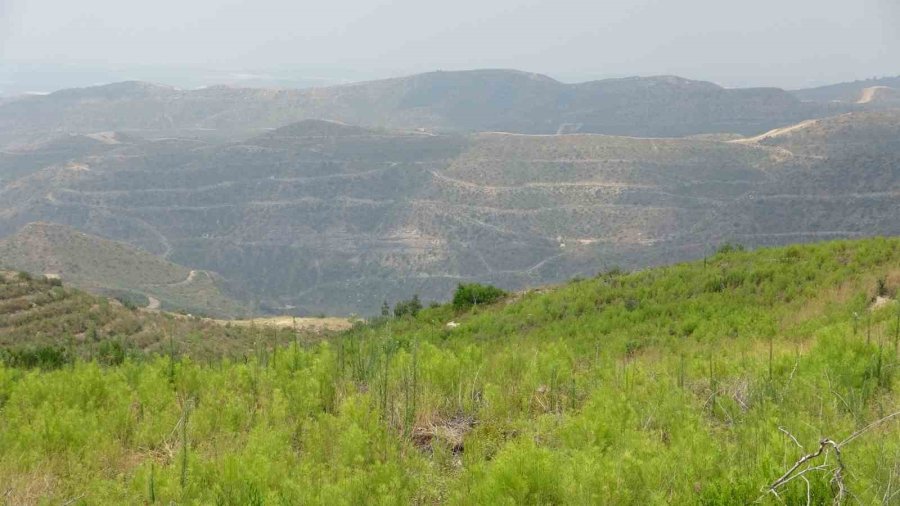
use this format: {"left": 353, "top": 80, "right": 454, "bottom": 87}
{"left": 1, "top": 0, "right": 898, "bottom": 89}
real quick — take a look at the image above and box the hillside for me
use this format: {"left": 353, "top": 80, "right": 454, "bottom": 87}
{"left": 0, "top": 238, "right": 897, "bottom": 503}
{"left": 0, "top": 222, "right": 250, "bottom": 317}
{"left": 856, "top": 86, "right": 900, "bottom": 105}
{"left": 740, "top": 110, "right": 900, "bottom": 156}
{"left": 0, "top": 270, "right": 264, "bottom": 361}
{"left": 0, "top": 268, "right": 350, "bottom": 366}
{"left": 1, "top": 110, "right": 898, "bottom": 315}
{"left": 0, "top": 70, "right": 859, "bottom": 147}
{"left": 0, "top": 133, "right": 132, "bottom": 184}
{"left": 792, "top": 76, "right": 900, "bottom": 103}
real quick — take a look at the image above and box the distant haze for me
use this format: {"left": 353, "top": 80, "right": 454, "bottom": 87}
{"left": 1, "top": 0, "right": 898, "bottom": 93}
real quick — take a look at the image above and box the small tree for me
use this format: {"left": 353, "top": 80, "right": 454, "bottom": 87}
{"left": 381, "top": 300, "right": 391, "bottom": 317}
{"left": 410, "top": 294, "right": 422, "bottom": 314}
{"left": 393, "top": 294, "right": 423, "bottom": 318}
{"left": 452, "top": 283, "right": 505, "bottom": 310}
{"left": 716, "top": 242, "right": 745, "bottom": 255}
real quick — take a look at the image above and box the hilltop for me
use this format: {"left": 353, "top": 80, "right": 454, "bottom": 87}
{"left": 0, "top": 222, "right": 250, "bottom": 317}
{"left": 791, "top": 75, "right": 900, "bottom": 103}
{"left": 0, "top": 238, "right": 897, "bottom": 503}
{"left": 738, "top": 110, "right": 900, "bottom": 156}
{"left": 856, "top": 86, "right": 900, "bottom": 105}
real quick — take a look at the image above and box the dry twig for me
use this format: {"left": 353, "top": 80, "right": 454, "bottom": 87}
{"left": 763, "top": 411, "right": 900, "bottom": 504}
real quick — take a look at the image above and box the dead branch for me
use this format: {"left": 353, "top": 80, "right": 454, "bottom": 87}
{"left": 776, "top": 464, "right": 829, "bottom": 489}
{"left": 769, "top": 439, "right": 837, "bottom": 491}
{"left": 62, "top": 494, "right": 85, "bottom": 506}
{"left": 764, "top": 411, "right": 900, "bottom": 503}
{"left": 830, "top": 441, "right": 846, "bottom": 505}
{"left": 838, "top": 411, "right": 900, "bottom": 448}
{"left": 802, "top": 476, "right": 811, "bottom": 506}
{"left": 779, "top": 426, "right": 803, "bottom": 449}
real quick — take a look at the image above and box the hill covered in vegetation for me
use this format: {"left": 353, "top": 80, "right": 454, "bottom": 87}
{"left": 2, "top": 110, "right": 898, "bottom": 315}
{"left": 791, "top": 76, "right": 900, "bottom": 103}
{"left": 0, "top": 237, "right": 897, "bottom": 504}
{"left": 0, "top": 269, "right": 328, "bottom": 364}
{"left": 0, "top": 222, "right": 250, "bottom": 317}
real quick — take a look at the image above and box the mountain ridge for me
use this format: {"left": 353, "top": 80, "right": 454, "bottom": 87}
{"left": 791, "top": 75, "right": 900, "bottom": 103}
{"left": 0, "top": 69, "right": 868, "bottom": 146}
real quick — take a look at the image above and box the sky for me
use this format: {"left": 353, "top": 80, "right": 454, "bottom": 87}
{"left": 0, "top": 0, "right": 898, "bottom": 92}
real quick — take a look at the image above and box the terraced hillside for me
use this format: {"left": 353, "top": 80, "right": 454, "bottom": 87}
{"left": 0, "top": 70, "right": 862, "bottom": 148}
{"left": 0, "top": 270, "right": 267, "bottom": 361}
{"left": 0, "top": 222, "right": 250, "bottom": 317}
{"left": 0, "top": 238, "right": 898, "bottom": 504}
{"left": 1, "top": 110, "right": 898, "bottom": 315}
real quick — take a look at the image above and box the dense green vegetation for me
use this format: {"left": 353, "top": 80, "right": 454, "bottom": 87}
{"left": 452, "top": 283, "right": 506, "bottom": 309}
{"left": 1, "top": 238, "right": 899, "bottom": 504}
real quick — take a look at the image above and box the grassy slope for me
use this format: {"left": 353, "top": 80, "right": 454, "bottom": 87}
{"left": 0, "top": 238, "right": 899, "bottom": 504}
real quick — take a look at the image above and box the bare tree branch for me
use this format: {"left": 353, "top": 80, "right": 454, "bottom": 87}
{"left": 779, "top": 426, "right": 803, "bottom": 449}
{"left": 802, "top": 476, "right": 811, "bottom": 506}
{"left": 838, "top": 411, "right": 900, "bottom": 448}
{"left": 763, "top": 411, "right": 899, "bottom": 504}
{"left": 770, "top": 439, "right": 834, "bottom": 491}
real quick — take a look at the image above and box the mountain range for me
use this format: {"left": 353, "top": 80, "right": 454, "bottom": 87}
{"left": 2, "top": 69, "right": 892, "bottom": 148}
{"left": 0, "top": 69, "right": 898, "bottom": 315}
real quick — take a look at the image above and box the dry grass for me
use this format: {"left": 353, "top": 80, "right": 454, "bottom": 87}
{"left": 781, "top": 268, "right": 899, "bottom": 329}
{"left": 1, "top": 469, "right": 60, "bottom": 506}
{"left": 412, "top": 415, "right": 476, "bottom": 455}
{"left": 208, "top": 315, "right": 355, "bottom": 333}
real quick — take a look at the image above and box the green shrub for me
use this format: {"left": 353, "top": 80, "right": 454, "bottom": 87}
{"left": 98, "top": 340, "right": 126, "bottom": 366}
{"left": 452, "top": 283, "right": 506, "bottom": 310}
{"left": 1, "top": 345, "right": 71, "bottom": 369}
{"left": 716, "top": 242, "right": 745, "bottom": 255}
{"left": 393, "top": 294, "right": 423, "bottom": 318}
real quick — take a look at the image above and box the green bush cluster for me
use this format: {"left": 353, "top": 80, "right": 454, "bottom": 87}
{"left": 452, "top": 283, "right": 506, "bottom": 309}
{"left": 0, "top": 345, "right": 71, "bottom": 369}
{"left": 393, "top": 294, "right": 423, "bottom": 318}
